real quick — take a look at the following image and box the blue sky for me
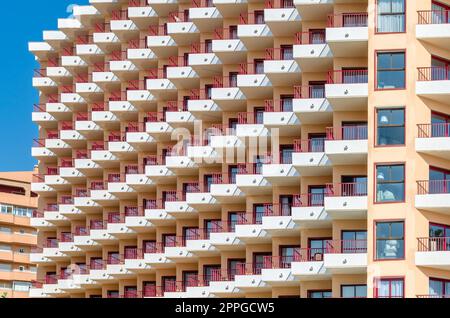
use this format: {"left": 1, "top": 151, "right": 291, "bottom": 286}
{"left": 0, "top": 0, "right": 88, "bottom": 172}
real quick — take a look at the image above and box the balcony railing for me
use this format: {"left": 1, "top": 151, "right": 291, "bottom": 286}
{"left": 214, "top": 27, "right": 239, "bottom": 40}
{"left": 111, "top": 9, "right": 129, "bottom": 20}
{"left": 417, "top": 294, "right": 450, "bottom": 298}
{"left": 327, "top": 69, "right": 368, "bottom": 84}
{"left": 327, "top": 13, "right": 368, "bottom": 28}
{"left": 292, "top": 193, "right": 325, "bottom": 207}
{"left": 295, "top": 31, "right": 326, "bottom": 45}
{"left": 265, "top": 0, "right": 294, "bottom": 9}
{"left": 149, "top": 25, "right": 168, "bottom": 36}
{"left": 294, "top": 139, "right": 325, "bottom": 153}
{"left": 417, "top": 10, "right": 450, "bottom": 24}
{"left": 417, "top": 66, "right": 450, "bottom": 81}
{"left": 294, "top": 85, "right": 326, "bottom": 99}
{"left": 265, "top": 48, "right": 294, "bottom": 61}
{"left": 417, "top": 180, "right": 450, "bottom": 195}
{"left": 326, "top": 182, "right": 368, "bottom": 197}
{"left": 326, "top": 125, "right": 368, "bottom": 140}
{"left": 129, "top": 0, "right": 148, "bottom": 7}
{"left": 417, "top": 237, "right": 450, "bottom": 252}
{"left": 239, "top": 13, "right": 265, "bottom": 25}
{"left": 325, "top": 240, "right": 367, "bottom": 254}
{"left": 417, "top": 123, "right": 450, "bottom": 138}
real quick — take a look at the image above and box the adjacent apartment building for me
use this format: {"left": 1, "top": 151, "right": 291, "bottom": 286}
{"left": 28, "top": 0, "right": 450, "bottom": 298}
{"left": 0, "top": 171, "right": 37, "bottom": 298}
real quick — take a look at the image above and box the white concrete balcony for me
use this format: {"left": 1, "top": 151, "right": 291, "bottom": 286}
{"left": 166, "top": 20, "right": 200, "bottom": 46}
{"left": 210, "top": 83, "right": 247, "bottom": 110}
{"left": 146, "top": 78, "right": 177, "bottom": 99}
{"left": 125, "top": 255, "right": 154, "bottom": 273}
{"left": 60, "top": 93, "right": 86, "bottom": 106}
{"left": 28, "top": 42, "right": 54, "bottom": 59}
{"left": 185, "top": 192, "right": 220, "bottom": 211}
{"left": 73, "top": 274, "right": 99, "bottom": 288}
{"left": 326, "top": 13, "right": 368, "bottom": 57}
{"left": 107, "top": 222, "right": 136, "bottom": 239}
{"left": 90, "top": 269, "right": 116, "bottom": 283}
{"left": 58, "top": 18, "right": 83, "bottom": 37}
{"left": 127, "top": 88, "right": 157, "bottom": 107}
{"left": 58, "top": 279, "right": 84, "bottom": 293}
{"left": 165, "top": 110, "right": 196, "bottom": 128}
{"left": 188, "top": 51, "right": 222, "bottom": 77}
{"left": 127, "top": 48, "right": 158, "bottom": 69}
{"left": 29, "top": 288, "right": 47, "bottom": 298}
{"left": 76, "top": 44, "right": 104, "bottom": 61}
{"left": 59, "top": 204, "right": 83, "bottom": 220}
{"left": 237, "top": 68, "right": 273, "bottom": 100}
{"left": 164, "top": 198, "right": 198, "bottom": 218}
{"left": 164, "top": 246, "right": 196, "bottom": 262}
{"left": 189, "top": 5, "right": 223, "bottom": 32}
{"left": 30, "top": 251, "right": 52, "bottom": 264}
{"left": 144, "top": 252, "right": 174, "bottom": 268}
{"left": 74, "top": 158, "right": 102, "bottom": 175}
{"left": 323, "top": 240, "right": 367, "bottom": 274}
{"left": 187, "top": 99, "right": 222, "bottom": 120}
{"left": 43, "top": 247, "right": 69, "bottom": 261}
{"left": 263, "top": 101, "right": 300, "bottom": 136}
{"left": 145, "top": 163, "right": 176, "bottom": 183}
{"left": 61, "top": 56, "right": 88, "bottom": 69}
{"left": 166, "top": 65, "right": 199, "bottom": 89}
{"left": 92, "top": 71, "right": 121, "bottom": 90}
{"left": 59, "top": 130, "right": 86, "bottom": 148}
{"left": 324, "top": 126, "right": 368, "bottom": 165}
{"left": 209, "top": 134, "right": 245, "bottom": 151}
{"left": 44, "top": 211, "right": 70, "bottom": 226}
{"left": 234, "top": 272, "right": 270, "bottom": 292}
{"left": 147, "top": 32, "right": 178, "bottom": 58}
{"left": 90, "top": 150, "right": 120, "bottom": 166}
{"left": 235, "top": 164, "right": 272, "bottom": 195}
{"left": 73, "top": 196, "right": 101, "bottom": 212}
{"left": 324, "top": 183, "right": 368, "bottom": 219}
{"left": 107, "top": 181, "right": 137, "bottom": 199}
{"left": 74, "top": 235, "right": 101, "bottom": 250}
{"left": 416, "top": 123, "right": 450, "bottom": 160}
{"left": 416, "top": 67, "right": 450, "bottom": 104}
{"left": 109, "top": 61, "right": 139, "bottom": 80}
{"left": 90, "top": 188, "right": 119, "bottom": 205}
{"left": 185, "top": 238, "right": 219, "bottom": 257}
{"left": 46, "top": 67, "right": 72, "bottom": 82}
{"left": 58, "top": 241, "right": 82, "bottom": 256}
{"left": 75, "top": 82, "right": 104, "bottom": 98}
{"left": 32, "top": 76, "right": 57, "bottom": 93}
{"left": 165, "top": 155, "right": 198, "bottom": 174}
{"left": 125, "top": 173, "right": 156, "bottom": 191}
{"left": 90, "top": 229, "right": 118, "bottom": 244}
{"left": 110, "top": 18, "right": 139, "bottom": 41}
{"left": 415, "top": 237, "right": 450, "bottom": 270}
{"left": 89, "top": 0, "right": 122, "bottom": 13}
{"left": 263, "top": 57, "right": 300, "bottom": 86}
{"left": 416, "top": 11, "right": 450, "bottom": 50}
{"left": 291, "top": 251, "right": 329, "bottom": 281}
{"left": 31, "top": 182, "right": 55, "bottom": 197}
{"left": 325, "top": 70, "right": 368, "bottom": 111}
{"left": 237, "top": 17, "right": 273, "bottom": 50}
{"left": 210, "top": 176, "right": 245, "bottom": 203}
{"left": 261, "top": 215, "right": 299, "bottom": 237}
{"left": 147, "top": 0, "right": 178, "bottom": 16}
{"left": 107, "top": 141, "right": 137, "bottom": 160}
{"left": 42, "top": 283, "right": 65, "bottom": 297}
{"left": 213, "top": 0, "right": 247, "bottom": 18}
{"left": 262, "top": 163, "right": 300, "bottom": 186}
{"left": 31, "top": 143, "right": 56, "bottom": 163}
{"left": 44, "top": 103, "right": 72, "bottom": 120}
{"left": 264, "top": 6, "right": 301, "bottom": 36}
{"left": 294, "top": 0, "right": 333, "bottom": 21}
{"left": 145, "top": 208, "right": 176, "bottom": 226}
{"left": 75, "top": 119, "right": 103, "bottom": 137}
{"left": 108, "top": 101, "right": 138, "bottom": 120}
{"left": 209, "top": 280, "right": 242, "bottom": 297}
{"left": 106, "top": 263, "right": 135, "bottom": 279}
{"left": 186, "top": 145, "right": 221, "bottom": 164}
{"left": 32, "top": 110, "right": 56, "bottom": 127}
{"left": 43, "top": 139, "right": 72, "bottom": 156}
{"left": 209, "top": 231, "right": 244, "bottom": 250}
{"left": 92, "top": 32, "right": 121, "bottom": 52}
{"left": 125, "top": 215, "right": 154, "bottom": 232}
{"left": 415, "top": 180, "right": 450, "bottom": 214}
{"left": 30, "top": 216, "right": 56, "bottom": 230}
{"left": 292, "top": 196, "right": 330, "bottom": 229}
{"left": 212, "top": 35, "right": 247, "bottom": 64}
{"left": 128, "top": 6, "right": 159, "bottom": 29}
{"left": 293, "top": 32, "right": 332, "bottom": 72}
{"left": 235, "top": 224, "right": 271, "bottom": 244}
{"left": 261, "top": 265, "right": 298, "bottom": 287}
{"left": 292, "top": 139, "right": 332, "bottom": 176}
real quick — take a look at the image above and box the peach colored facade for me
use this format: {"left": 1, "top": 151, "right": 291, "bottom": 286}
{"left": 28, "top": 0, "right": 450, "bottom": 298}
{"left": 0, "top": 171, "right": 38, "bottom": 298}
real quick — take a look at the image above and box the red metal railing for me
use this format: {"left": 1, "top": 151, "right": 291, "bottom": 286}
{"left": 239, "top": 62, "right": 264, "bottom": 75}
{"left": 168, "top": 55, "right": 189, "bottom": 67}
{"left": 327, "top": 69, "right": 368, "bottom": 84}
{"left": 265, "top": 47, "right": 293, "bottom": 61}
{"left": 168, "top": 11, "right": 190, "bottom": 22}
{"left": 33, "top": 69, "right": 46, "bottom": 77}
{"left": 128, "top": 37, "right": 147, "bottom": 49}
{"left": 264, "top": 99, "right": 294, "bottom": 112}
{"left": 325, "top": 240, "right": 367, "bottom": 253}
{"left": 76, "top": 34, "right": 93, "bottom": 45}
{"left": 325, "top": 182, "right": 368, "bottom": 197}
{"left": 59, "top": 195, "right": 74, "bottom": 205}
{"left": 292, "top": 193, "right": 325, "bottom": 207}
{"left": 111, "top": 9, "right": 129, "bottom": 20}
{"left": 417, "top": 66, "right": 450, "bottom": 81}
{"left": 417, "top": 237, "right": 450, "bottom": 252}
{"left": 417, "top": 123, "right": 450, "bottom": 138}
{"left": 326, "top": 125, "right": 368, "bottom": 140}
{"left": 129, "top": 0, "right": 148, "bottom": 6}
{"left": 214, "top": 27, "right": 239, "bottom": 40}
{"left": 294, "top": 139, "right": 325, "bottom": 153}
{"left": 295, "top": 30, "right": 326, "bottom": 45}
{"left": 61, "top": 46, "right": 74, "bottom": 56}
{"left": 417, "top": 180, "right": 450, "bottom": 195}
{"left": 95, "top": 22, "right": 110, "bottom": 33}
{"left": 294, "top": 85, "right": 325, "bottom": 99}
{"left": 109, "top": 50, "right": 127, "bottom": 61}
{"left": 327, "top": 13, "right": 368, "bottom": 28}
{"left": 417, "top": 10, "right": 450, "bottom": 24}
{"left": 265, "top": 0, "right": 294, "bottom": 8}
{"left": 192, "top": 0, "right": 214, "bottom": 7}
{"left": 239, "top": 12, "right": 265, "bottom": 25}
{"left": 149, "top": 25, "right": 168, "bottom": 36}
{"left": 417, "top": 294, "right": 450, "bottom": 298}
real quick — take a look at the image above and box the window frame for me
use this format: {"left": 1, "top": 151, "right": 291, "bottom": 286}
{"left": 340, "top": 284, "right": 367, "bottom": 298}
{"left": 374, "top": 219, "right": 406, "bottom": 261}
{"left": 375, "top": 0, "right": 406, "bottom": 34}
{"left": 375, "top": 107, "right": 406, "bottom": 147}
{"left": 375, "top": 50, "right": 406, "bottom": 91}
{"left": 374, "top": 163, "right": 406, "bottom": 204}
{"left": 373, "top": 277, "right": 405, "bottom": 298}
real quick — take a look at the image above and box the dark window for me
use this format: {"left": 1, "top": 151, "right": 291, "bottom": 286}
{"left": 430, "top": 2, "right": 450, "bottom": 24}
{"left": 429, "top": 166, "right": 450, "bottom": 194}
{"left": 341, "top": 176, "right": 368, "bottom": 196}
{"left": 162, "top": 276, "right": 176, "bottom": 293}
{"left": 162, "top": 234, "right": 177, "bottom": 248}
{"left": 254, "top": 10, "right": 265, "bottom": 24}
{"left": 279, "top": 246, "right": 300, "bottom": 268}
{"left": 375, "top": 221, "right": 405, "bottom": 260}
{"left": 308, "top": 290, "right": 332, "bottom": 298}
{"left": 429, "top": 278, "right": 450, "bottom": 297}
{"left": 308, "top": 238, "right": 332, "bottom": 261}
{"left": 377, "top": 51, "right": 405, "bottom": 89}
{"left": 431, "top": 112, "right": 450, "bottom": 137}
{"left": 229, "top": 72, "right": 238, "bottom": 87}
{"left": 376, "top": 164, "right": 405, "bottom": 202}
{"left": 253, "top": 204, "right": 265, "bottom": 225}
{"left": 308, "top": 186, "right": 326, "bottom": 207}
{"left": 143, "top": 240, "right": 157, "bottom": 253}
{"left": 228, "top": 259, "right": 245, "bottom": 280}
{"left": 254, "top": 59, "right": 264, "bottom": 74}
{"left": 228, "top": 211, "right": 246, "bottom": 232}
{"left": 280, "top": 45, "right": 293, "bottom": 60}
{"left": 204, "top": 174, "right": 214, "bottom": 192}
{"left": 341, "top": 230, "right": 367, "bottom": 253}
{"left": 376, "top": 0, "right": 405, "bottom": 33}
{"left": 341, "top": 285, "right": 367, "bottom": 298}
{"left": 254, "top": 107, "right": 265, "bottom": 124}
{"left": 376, "top": 108, "right": 405, "bottom": 145}
{"left": 280, "top": 145, "right": 294, "bottom": 164}
{"left": 182, "top": 271, "right": 198, "bottom": 290}
{"left": 308, "top": 133, "right": 326, "bottom": 152}
{"left": 228, "top": 165, "right": 238, "bottom": 184}
{"left": 253, "top": 252, "right": 271, "bottom": 274}
{"left": 229, "top": 25, "right": 238, "bottom": 39}
{"left": 204, "top": 219, "right": 221, "bottom": 239}
{"left": 203, "top": 265, "right": 221, "bottom": 285}
{"left": 107, "top": 290, "right": 119, "bottom": 298}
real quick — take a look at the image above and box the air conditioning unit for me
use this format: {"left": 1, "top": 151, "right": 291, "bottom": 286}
{"left": 18, "top": 266, "right": 25, "bottom": 272}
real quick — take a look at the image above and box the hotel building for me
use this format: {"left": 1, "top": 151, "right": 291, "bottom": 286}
{"left": 0, "top": 171, "right": 37, "bottom": 298}
{"left": 29, "top": 0, "right": 450, "bottom": 298}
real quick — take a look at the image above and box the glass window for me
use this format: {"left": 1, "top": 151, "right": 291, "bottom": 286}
{"left": 341, "top": 231, "right": 367, "bottom": 253}
{"left": 376, "top": 164, "right": 405, "bottom": 202}
{"left": 13, "top": 281, "right": 31, "bottom": 292}
{"left": 429, "top": 167, "right": 450, "bottom": 194}
{"left": 429, "top": 278, "right": 450, "bottom": 297}
{"left": 203, "top": 265, "right": 221, "bottom": 285}
{"left": 431, "top": 2, "right": 450, "bottom": 24}
{"left": 253, "top": 204, "right": 265, "bottom": 225}
{"left": 280, "top": 145, "right": 294, "bottom": 164}
{"left": 375, "top": 278, "right": 404, "bottom": 298}
{"left": 377, "top": 0, "right": 405, "bottom": 33}
{"left": 341, "top": 285, "right": 367, "bottom": 298}
{"left": 308, "top": 290, "right": 332, "bottom": 298}
{"left": 375, "top": 221, "right": 405, "bottom": 260}
{"left": 376, "top": 108, "right": 405, "bottom": 145}
{"left": 253, "top": 253, "right": 271, "bottom": 275}
{"left": 377, "top": 52, "right": 405, "bottom": 89}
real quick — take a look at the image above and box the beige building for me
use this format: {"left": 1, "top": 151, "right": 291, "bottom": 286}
{"left": 0, "top": 171, "right": 37, "bottom": 298}
{"left": 28, "top": 0, "right": 450, "bottom": 298}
